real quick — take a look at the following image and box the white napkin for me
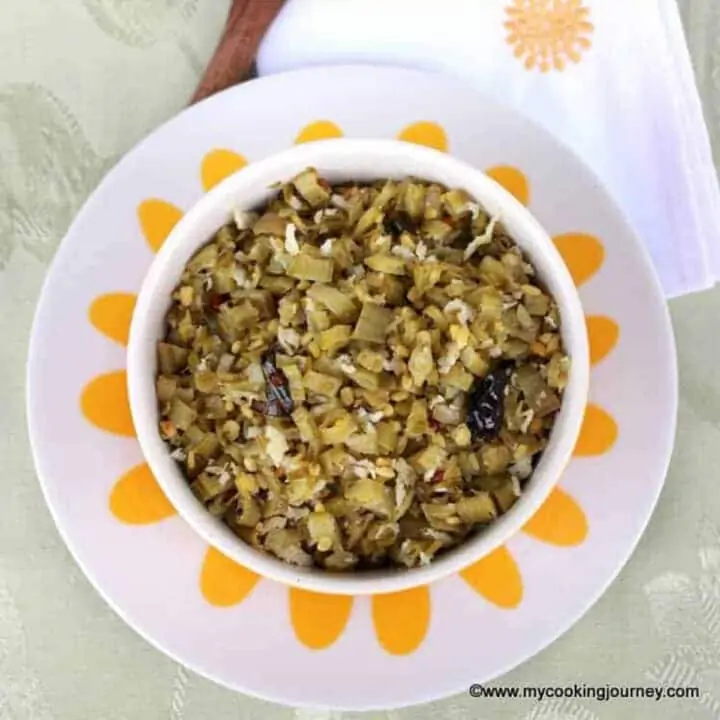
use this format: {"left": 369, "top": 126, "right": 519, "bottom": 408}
{"left": 257, "top": 0, "right": 720, "bottom": 298}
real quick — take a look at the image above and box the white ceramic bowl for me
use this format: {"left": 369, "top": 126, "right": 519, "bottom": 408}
{"left": 127, "top": 138, "right": 589, "bottom": 596}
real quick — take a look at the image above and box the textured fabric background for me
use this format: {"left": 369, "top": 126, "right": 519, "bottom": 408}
{"left": 1, "top": 1, "right": 719, "bottom": 718}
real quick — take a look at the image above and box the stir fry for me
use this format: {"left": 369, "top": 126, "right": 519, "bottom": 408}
{"left": 156, "top": 169, "right": 570, "bottom": 571}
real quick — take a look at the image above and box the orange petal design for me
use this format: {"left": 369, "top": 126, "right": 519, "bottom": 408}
{"left": 138, "top": 199, "right": 183, "bottom": 253}
{"left": 372, "top": 587, "right": 430, "bottom": 655}
{"left": 460, "top": 546, "right": 523, "bottom": 608}
{"left": 574, "top": 404, "right": 618, "bottom": 456}
{"left": 523, "top": 487, "right": 588, "bottom": 546}
{"left": 397, "top": 121, "right": 448, "bottom": 152}
{"left": 109, "top": 463, "right": 176, "bottom": 524}
{"left": 89, "top": 293, "right": 136, "bottom": 347}
{"left": 504, "top": 0, "right": 594, "bottom": 72}
{"left": 289, "top": 589, "right": 353, "bottom": 650}
{"left": 80, "top": 371, "right": 135, "bottom": 437}
{"left": 200, "top": 548, "right": 260, "bottom": 608}
{"left": 552, "top": 233, "right": 605, "bottom": 286}
{"left": 587, "top": 315, "right": 619, "bottom": 365}
{"left": 201, "top": 149, "right": 248, "bottom": 191}
{"left": 485, "top": 166, "right": 530, "bottom": 206}
{"left": 294, "top": 120, "right": 344, "bottom": 144}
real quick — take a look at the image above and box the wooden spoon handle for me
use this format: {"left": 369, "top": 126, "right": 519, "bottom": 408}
{"left": 191, "top": 0, "right": 285, "bottom": 105}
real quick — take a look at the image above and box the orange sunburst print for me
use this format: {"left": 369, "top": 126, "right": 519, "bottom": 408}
{"left": 81, "top": 118, "right": 618, "bottom": 658}
{"left": 505, "top": 0, "right": 594, "bottom": 72}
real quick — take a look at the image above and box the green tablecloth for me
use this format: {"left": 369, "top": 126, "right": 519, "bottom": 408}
{"left": 2, "top": 1, "right": 719, "bottom": 718}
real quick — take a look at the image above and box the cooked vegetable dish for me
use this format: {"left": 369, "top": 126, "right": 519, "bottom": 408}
{"left": 156, "top": 169, "right": 570, "bottom": 571}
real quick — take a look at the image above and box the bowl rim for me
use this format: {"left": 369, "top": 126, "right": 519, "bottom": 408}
{"left": 127, "top": 138, "right": 590, "bottom": 596}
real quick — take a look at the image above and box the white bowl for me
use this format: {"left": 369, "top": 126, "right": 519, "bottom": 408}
{"left": 127, "top": 138, "right": 589, "bottom": 596}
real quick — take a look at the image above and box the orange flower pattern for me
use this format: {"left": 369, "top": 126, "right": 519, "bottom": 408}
{"left": 505, "top": 0, "right": 594, "bottom": 72}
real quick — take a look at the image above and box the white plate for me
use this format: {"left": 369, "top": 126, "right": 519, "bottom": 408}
{"left": 27, "top": 66, "right": 677, "bottom": 711}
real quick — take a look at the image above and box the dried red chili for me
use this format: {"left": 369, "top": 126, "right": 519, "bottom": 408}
{"left": 260, "top": 351, "right": 294, "bottom": 415}
{"left": 208, "top": 292, "right": 228, "bottom": 312}
{"left": 383, "top": 211, "right": 416, "bottom": 236}
{"left": 467, "top": 364, "right": 512, "bottom": 440}
{"left": 430, "top": 469, "right": 445, "bottom": 484}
